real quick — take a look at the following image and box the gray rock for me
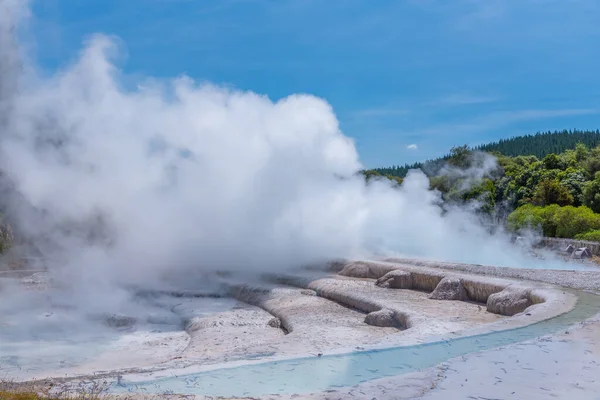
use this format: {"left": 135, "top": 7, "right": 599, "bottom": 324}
{"left": 364, "top": 309, "right": 397, "bottom": 328}
{"left": 429, "top": 277, "right": 468, "bottom": 301}
{"left": 339, "top": 261, "right": 388, "bottom": 279}
{"left": 487, "top": 288, "right": 533, "bottom": 316}
{"left": 267, "top": 317, "right": 281, "bottom": 328}
{"left": 375, "top": 270, "right": 413, "bottom": 289}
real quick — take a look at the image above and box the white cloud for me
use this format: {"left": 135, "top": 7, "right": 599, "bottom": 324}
{"left": 407, "top": 144, "right": 418, "bottom": 150}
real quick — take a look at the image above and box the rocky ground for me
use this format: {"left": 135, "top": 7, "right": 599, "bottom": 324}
{"left": 384, "top": 257, "right": 600, "bottom": 291}
{"left": 39, "top": 265, "right": 550, "bottom": 382}
{"left": 241, "top": 259, "right": 600, "bottom": 400}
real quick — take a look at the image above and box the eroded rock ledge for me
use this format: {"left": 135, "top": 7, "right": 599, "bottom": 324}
{"left": 337, "top": 260, "right": 551, "bottom": 316}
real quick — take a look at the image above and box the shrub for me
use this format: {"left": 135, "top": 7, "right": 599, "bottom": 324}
{"left": 575, "top": 229, "right": 600, "bottom": 242}
{"left": 538, "top": 204, "right": 561, "bottom": 237}
{"left": 552, "top": 205, "right": 600, "bottom": 238}
{"left": 507, "top": 204, "right": 600, "bottom": 238}
{"left": 507, "top": 204, "right": 544, "bottom": 233}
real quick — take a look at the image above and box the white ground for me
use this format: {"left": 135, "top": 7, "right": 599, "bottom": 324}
{"left": 2, "top": 260, "right": 594, "bottom": 399}
{"left": 275, "top": 313, "right": 600, "bottom": 400}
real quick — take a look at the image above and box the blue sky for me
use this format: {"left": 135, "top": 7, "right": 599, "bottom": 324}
{"left": 29, "top": 0, "right": 600, "bottom": 168}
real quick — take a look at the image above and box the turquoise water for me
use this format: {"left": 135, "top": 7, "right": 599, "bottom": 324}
{"left": 115, "top": 291, "right": 600, "bottom": 397}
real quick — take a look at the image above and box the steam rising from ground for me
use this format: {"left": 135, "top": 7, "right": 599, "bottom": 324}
{"left": 0, "top": 0, "right": 569, "bottom": 322}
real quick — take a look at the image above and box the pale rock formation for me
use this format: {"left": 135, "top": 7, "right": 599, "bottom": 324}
{"left": 486, "top": 287, "right": 533, "bottom": 316}
{"left": 428, "top": 277, "right": 468, "bottom": 301}
{"left": 375, "top": 270, "right": 413, "bottom": 289}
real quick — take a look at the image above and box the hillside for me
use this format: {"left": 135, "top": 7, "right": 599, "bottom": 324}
{"left": 374, "top": 129, "right": 600, "bottom": 178}
{"left": 369, "top": 135, "right": 600, "bottom": 242}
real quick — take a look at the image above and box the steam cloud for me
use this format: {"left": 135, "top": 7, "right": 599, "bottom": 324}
{"left": 0, "top": 0, "right": 570, "bottom": 321}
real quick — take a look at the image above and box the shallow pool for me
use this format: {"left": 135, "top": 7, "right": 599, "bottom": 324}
{"left": 0, "top": 289, "right": 240, "bottom": 379}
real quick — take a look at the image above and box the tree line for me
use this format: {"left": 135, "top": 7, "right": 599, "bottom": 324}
{"left": 373, "top": 129, "right": 600, "bottom": 178}
{"left": 363, "top": 130, "right": 600, "bottom": 241}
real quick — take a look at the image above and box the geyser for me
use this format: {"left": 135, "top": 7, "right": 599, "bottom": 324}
{"left": 0, "top": 0, "right": 579, "bottom": 327}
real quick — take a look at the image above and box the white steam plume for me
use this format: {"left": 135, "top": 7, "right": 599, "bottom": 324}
{"left": 0, "top": 0, "right": 572, "bottom": 319}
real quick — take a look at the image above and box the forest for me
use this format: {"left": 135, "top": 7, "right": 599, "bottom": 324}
{"left": 374, "top": 129, "right": 600, "bottom": 178}
{"left": 365, "top": 129, "right": 600, "bottom": 241}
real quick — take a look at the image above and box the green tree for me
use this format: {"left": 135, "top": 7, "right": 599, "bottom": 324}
{"left": 560, "top": 149, "right": 578, "bottom": 169}
{"left": 542, "top": 153, "right": 564, "bottom": 170}
{"left": 461, "top": 178, "right": 496, "bottom": 214}
{"left": 507, "top": 204, "right": 560, "bottom": 237}
{"left": 478, "top": 130, "right": 600, "bottom": 159}
{"left": 375, "top": 130, "right": 600, "bottom": 179}
{"left": 372, "top": 130, "right": 600, "bottom": 222}
{"left": 584, "top": 147, "right": 600, "bottom": 178}
{"left": 448, "top": 145, "right": 471, "bottom": 168}
{"left": 575, "top": 142, "right": 589, "bottom": 162}
{"left": 583, "top": 172, "right": 600, "bottom": 213}
{"left": 429, "top": 175, "right": 453, "bottom": 193}
{"left": 559, "top": 168, "right": 587, "bottom": 206}
{"left": 532, "top": 179, "right": 574, "bottom": 207}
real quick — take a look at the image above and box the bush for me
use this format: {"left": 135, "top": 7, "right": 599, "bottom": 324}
{"left": 539, "top": 204, "right": 561, "bottom": 237}
{"left": 507, "top": 204, "right": 600, "bottom": 238}
{"left": 575, "top": 229, "right": 600, "bottom": 242}
{"left": 507, "top": 204, "right": 545, "bottom": 234}
{"left": 507, "top": 204, "right": 561, "bottom": 236}
{"left": 552, "top": 205, "right": 600, "bottom": 238}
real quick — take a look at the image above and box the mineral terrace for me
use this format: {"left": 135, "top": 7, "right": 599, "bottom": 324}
{"left": 2, "top": 258, "right": 600, "bottom": 399}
